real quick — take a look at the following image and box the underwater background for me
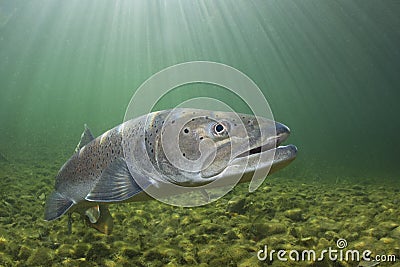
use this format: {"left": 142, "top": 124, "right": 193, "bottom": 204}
{"left": 0, "top": 0, "right": 399, "bottom": 266}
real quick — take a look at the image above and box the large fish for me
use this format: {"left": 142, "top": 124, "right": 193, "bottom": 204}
{"left": 44, "top": 109, "right": 297, "bottom": 234}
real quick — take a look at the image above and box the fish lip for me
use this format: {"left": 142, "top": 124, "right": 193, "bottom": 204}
{"left": 234, "top": 131, "right": 290, "bottom": 159}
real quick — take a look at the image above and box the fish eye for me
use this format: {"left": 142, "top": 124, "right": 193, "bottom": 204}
{"left": 213, "top": 123, "right": 226, "bottom": 135}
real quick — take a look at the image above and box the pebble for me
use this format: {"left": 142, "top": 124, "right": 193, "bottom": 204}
{"left": 283, "top": 208, "right": 303, "bottom": 221}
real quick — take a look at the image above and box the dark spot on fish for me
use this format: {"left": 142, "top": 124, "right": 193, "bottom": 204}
{"left": 184, "top": 128, "right": 189, "bottom": 134}
{"left": 151, "top": 149, "right": 154, "bottom": 153}
{"left": 183, "top": 153, "right": 186, "bottom": 157}
{"left": 172, "top": 120, "right": 175, "bottom": 124}
{"left": 199, "top": 136, "right": 204, "bottom": 140}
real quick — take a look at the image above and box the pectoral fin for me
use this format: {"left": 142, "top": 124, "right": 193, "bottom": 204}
{"left": 85, "top": 157, "right": 149, "bottom": 202}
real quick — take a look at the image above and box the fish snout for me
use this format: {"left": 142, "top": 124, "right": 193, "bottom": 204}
{"left": 275, "top": 122, "right": 290, "bottom": 145}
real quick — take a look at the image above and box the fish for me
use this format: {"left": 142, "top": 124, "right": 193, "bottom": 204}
{"left": 44, "top": 108, "right": 297, "bottom": 234}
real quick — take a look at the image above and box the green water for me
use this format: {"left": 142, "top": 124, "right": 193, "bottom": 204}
{"left": 0, "top": 1, "right": 399, "bottom": 266}
{"left": 1, "top": 0, "right": 399, "bottom": 179}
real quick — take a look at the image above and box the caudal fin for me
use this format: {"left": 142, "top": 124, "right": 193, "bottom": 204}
{"left": 44, "top": 191, "right": 74, "bottom": 221}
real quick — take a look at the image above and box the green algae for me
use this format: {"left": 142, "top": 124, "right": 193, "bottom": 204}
{"left": 26, "top": 248, "right": 54, "bottom": 266}
{"left": 0, "top": 161, "right": 399, "bottom": 266}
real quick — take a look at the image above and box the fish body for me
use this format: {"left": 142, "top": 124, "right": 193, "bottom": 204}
{"left": 45, "top": 108, "right": 297, "bottom": 234}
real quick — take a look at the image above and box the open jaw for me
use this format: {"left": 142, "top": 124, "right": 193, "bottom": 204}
{"left": 211, "top": 123, "right": 298, "bottom": 183}
{"left": 234, "top": 124, "right": 296, "bottom": 163}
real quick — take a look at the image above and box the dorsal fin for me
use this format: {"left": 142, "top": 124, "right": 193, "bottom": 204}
{"left": 75, "top": 124, "right": 94, "bottom": 152}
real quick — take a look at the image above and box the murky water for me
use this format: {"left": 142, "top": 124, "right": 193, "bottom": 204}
{"left": 0, "top": 1, "right": 399, "bottom": 266}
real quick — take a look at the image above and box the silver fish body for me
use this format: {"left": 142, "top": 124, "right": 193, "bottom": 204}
{"left": 44, "top": 109, "right": 297, "bottom": 234}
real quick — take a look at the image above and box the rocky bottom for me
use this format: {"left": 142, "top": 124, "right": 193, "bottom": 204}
{"left": 0, "top": 161, "right": 399, "bottom": 267}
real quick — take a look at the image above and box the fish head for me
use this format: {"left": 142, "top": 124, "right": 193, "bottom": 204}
{"left": 151, "top": 108, "right": 296, "bottom": 187}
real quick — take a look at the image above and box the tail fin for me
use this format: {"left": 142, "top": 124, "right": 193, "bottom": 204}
{"left": 84, "top": 205, "right": 114, "bottom": 235}
{"left": 44, "top": 191, "right": 74, "bottom": 221}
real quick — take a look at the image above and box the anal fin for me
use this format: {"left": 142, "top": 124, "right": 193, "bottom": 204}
{"left": 85, "top": 205, "right": 113, "bottom": 235}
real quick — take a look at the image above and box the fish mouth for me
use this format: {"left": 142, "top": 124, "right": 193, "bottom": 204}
{"left": 229, "top": 122, "right": 297, "bottom": 176}
{"left": 234, "top": 122, "right": 292, "bottom": 160}
{"left": 200, "top": 121, "right": 297, "bottom": 181}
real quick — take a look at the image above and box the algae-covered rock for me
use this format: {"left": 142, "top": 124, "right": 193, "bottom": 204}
{"left": 250, "top": 222, "right": 286, "bottom": 239}
{"left": 390, "top": 226, "right": 400, "bottom": 239}
{"left": 86, "top": 242, "right": 111, "bottom": 261}
{"left": 177, "top": 237, "right": 193, "bottom": 251}
{"left": 316, "top": 237, "right": 330, "bottom": 249}
{"left": 362, "top": 227, "right": 387, "bottom": 239}
{"left": 289, "top": 226, "right": 305, "bottom": 238}
{"left": 182, "top": 252, "right": 197, "bottom": 265}
{"left": 224, "top": 229, "right": 239, "bottom": 240}
{"left": 227, "top": 197, "right": 247, "bottom": 214}
{"left": 352, "top": 236, "right": 377, "bottom": 251}
{"left": 197, "top": 245, "right": 221, "bottom": 264}
{"left": 0, "top": 236, "right": 7, "bottom": 251}
{"left": 26, "top": 248, "right": 54, "bottom": 266}
{"left": 143, "top": 246, "right": 180, "bottom": 263}
{"left": 324, "top": 230, "right": 339, "bottom": 241}
{"left": 238, "top": 256, "right": 261, "bottom": 267}
{"left": 197, "top": 222, "right": 226, "bottom": 235}
{"left": 379, "top": 237, "right": 396, "bottom": 244}
{"left": 0, "top": 252, "right": 13, "bottom": 266}
{"left": 283, "top": 208, "right": 304, "bottom": 221}
{"left": 56, "top": 244, "right": 75, "bottom": 258}
{"left": 17, "top": 245, "right": 32, "bottom": 261}
{"left": 61, "top": 258, "right": 93, "bottom": 267}
{"left": 263, "top": 222, "right": 287, "bottom": 235}
{"left": 298, "top": 236, "right": 318, "bottom": 246}
{"left": 378, "top": 221, "right": 399, "bottom": 231}
{"left": 121, "top": 246, "right": 141, "bottom": 258}
{"left": 226, "top": 245, "right": 250, "bottom": 263}
{"left": 73, "top": 243, "right": 90, "bottom": 258}
{"left": 309, "top": 216, "right": 340, "bottom": 233}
